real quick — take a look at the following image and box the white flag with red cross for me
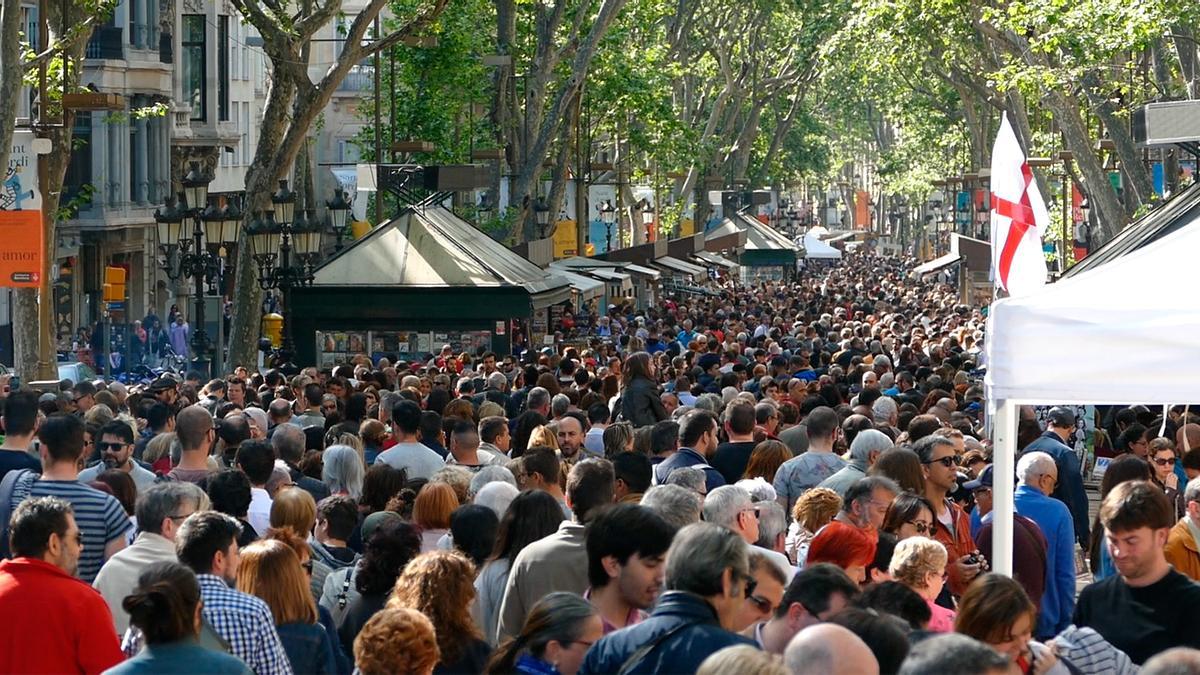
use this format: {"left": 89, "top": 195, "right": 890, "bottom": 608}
{"left": 990, "top": 113, "right": 1050, "bottom": 297}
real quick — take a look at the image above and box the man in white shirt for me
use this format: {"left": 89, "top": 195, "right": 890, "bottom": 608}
{"left": 584, "top": 403, "right": 610, "bottom": 456}
{"left": 79, "top": 420, "right": 157, "bottom": 492}
{"left": 236, "top": 439, "right": 276, "bottom": 535}
{"left": 376, "top": 400, "right": 445, "bottom": 480}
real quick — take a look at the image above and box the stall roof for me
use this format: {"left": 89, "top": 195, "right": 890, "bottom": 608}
{"left": 707, "top": 212, "right": 797, "bottom": 252}
{"left": 653, "top": 255, "right": 708, "bottom": 277}
{"left": 801, "top": 233, "right": 843, "bottom": 259}
{"left": 912, "top": 252, "right": 963, "bottom": 276}
{"left": 623, "top": 263, "right": 661, "bottom": 278}
{"left": 586, "top": 268, "right": 632, "bottom": 282}
{"left": 550, "top": 270, "right": 605, "bottom": 298}
{"left": 314, "top": 206, "right": 569, "bottom": 297}
{"left": 693, "top": 250, "right": 738, "bottom": 269}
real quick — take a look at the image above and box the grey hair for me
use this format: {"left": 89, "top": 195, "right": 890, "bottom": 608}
{"left": 473, "top": 481, "right": 519, "bottom": 518}
{"left": 641, "top": 484, "right": 703, "bottom": 530}
{"left": 754, "top": 500, "right": 786, "bottom": 550}
{"left": 271, "top": 423, "right": 306, "bottom": 464}
{"left": 469, "top": 465, "right": 517, "bottom": 498}
{"left": 1186, "top": 477, "right": 1200, "bottom": 507}
{"left": 665, "top": 522, "right": 749, "bottom": 596}
{"left": 897, "top": 633, "right": 1009, "bottom": 675}
{"left": 550, "top": 394, "right": 571, "bottom": 418}
{"left": 487, "top": 371, "right": 508, "bottom": 392}
{"left": 399, "top": 375, "right": 421, "bottom": 390}
{"left": 871, "top": 396, "right": 898, "bottom": 425}
{"left": 694, "top": 394, "right": 719, "bottom": 413}
{"left": 1017, "top": 451, "right": 1056, "bottom": 486}
{"left": 135, "top": 483, "right": 204, "bottom": 536}
{"left": 378, "top": 392, "right": 399, "bottom": 421}
{"left": 322, "top": 445, "right": 365, "bottom": 499}
{"left": 702, "top": 485, "right": 754, "bottom": 530}
{"left": 527, "top": 387, "right": 551, "bottom": 412}
{"left": 602, "top": 422, "right": 634, "bottom": 457}
{"left": 849, "top": 429, "right": 895, "bottom": 462}
{"left": 664, "top": 466, "right": 707, "bottom": 495}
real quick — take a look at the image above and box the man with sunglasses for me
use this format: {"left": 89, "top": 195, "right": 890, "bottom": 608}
{"left": 704, "top": 485, "right": 794, "bottom": 579}
{"left": 79, "top": 420, "right": 157, "bottom": 492}
{"left": 744, "top": 563, "right": 860, "bottom": 655}
{"left": 916, "top": 435, "right": 980, "bottom": 598}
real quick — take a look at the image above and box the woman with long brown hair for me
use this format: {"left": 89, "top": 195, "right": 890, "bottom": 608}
{"left": 619, "top": 351, "right": 668, "bottom": 428}
{"left": 484, "top": 592, "right": 601, "bottom": 675}
{"left": 955, "top": 574, "right": 1072, "bottom": 674}
{"left": 237, "top": 539, "right": 339, "bottom": 674}
{"left": 388, "top": 550, "right": 493, "bottom": 673}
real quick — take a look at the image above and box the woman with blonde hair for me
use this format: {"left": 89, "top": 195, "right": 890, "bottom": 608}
{"left": 388, "top": 550, "right": 492, "bottom": 673}
{"left": 528, "top": 425, "right": 559, "bottom": 451}
{"left": 785, "top": 487, "right": 841, "bottom": 566}
{"left": 354, "top": 607, "right": 440, "bottom": 675}
{"left": 413, "top": 482, "right": 460, "bottom": 552}
{"left": 888, "top": 536, "right": 954, "bottom": 632}
{"left": 697, "top": 645, "right": 786, "bottom": 675}
{"left": 237, "top": 539, "right": 339, "bottom": 673}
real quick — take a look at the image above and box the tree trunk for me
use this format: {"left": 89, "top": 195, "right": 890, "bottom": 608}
{"left": 0, "top": 0, "right": 23, "bottom": 175}
{"left": 1173, "top": 25, "right": 1200, "bottom": 99}
{"left": 1045, "top": 90, "right": 1122, "bottom": 243}
{"left": 1080, "top": 71, "right": 1152, "bottom": 215}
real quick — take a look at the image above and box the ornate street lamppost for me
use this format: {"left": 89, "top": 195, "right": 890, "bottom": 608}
{"left": 325, "top": 189, "right": 353, "bottom": 251}
{"left": 598, "top": 199, "right": 616, "bottom": 252}
{"left": 155, "top": 162, "right": 237, "bottom": 376}
{"left": 247, "top": 180, "right": 323, "bottom": 375}
{"left": 534, "top": 196, "right": 551, "bottom": 239}
{"left": 639, "top": 199, "right": 655, "bottom": 242}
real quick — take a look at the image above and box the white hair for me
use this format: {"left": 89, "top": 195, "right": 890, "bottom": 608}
{"left": 735, "top": 477, "right": 777, "bottom": 503}
{"left": 849, "top": 428, "right": 894, "bottom": 462}
{"left": 872, "top": 396, "right": 898, "bottom": 425}
{"left": 702, "top": 485, "right": 753, "bottom": 530}
{"left": 474, "top": 481, "right": 519, "bottom": 518}
{"left": 1185, "top": 476, "right": 1200, "bottom": 506}
{"left": 1017, "top": 451, "right": 1056, "bottom": 486}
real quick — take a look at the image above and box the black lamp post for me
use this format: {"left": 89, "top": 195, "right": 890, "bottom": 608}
{"left": 639, "top": 199, "right": 654, "bottom": 242}
{"left": 325, "top": 189, "right": 352, "bottom": 251}
{"left": 476, "top": 192, "right": 494, "bottom": 225}
{"left": 534, "top": 196, "right": 551, "bottom": 239}
{"left": 156, "top": 161, "right": 235, "bottom": 377}
{"left": 248, "top": 180, "right": 322, "bottom": 376}
{"left": 598, "top": 199, "right": 616, "bottom": 252}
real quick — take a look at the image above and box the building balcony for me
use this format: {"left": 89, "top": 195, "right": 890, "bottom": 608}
{"left": 336, "top": 65, "right": 373, "bottom": 93}
{"left": 86, "top": 26, "right": 124, "bottom": 60}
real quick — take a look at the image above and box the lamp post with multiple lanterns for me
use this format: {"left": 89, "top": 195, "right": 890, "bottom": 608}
{"left": 154, "top": 162, "right": 242, "bottom": 376}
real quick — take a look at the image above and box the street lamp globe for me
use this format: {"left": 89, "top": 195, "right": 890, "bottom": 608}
{"left": 155, "top": 195, "right": 184, "bottom": 248}
{"left": 201, "top": 198, "right": 224, "bottom": 252}
{"left": 219, "top": 200, "right": 242, "bottom": 247}
{"left": 272, "top": 179, "right": 296, "bottom": 227}
{"left": 325, "top": 189, "right": 351, "bottom": 242}
{"left": 534, "top": 197, "right": 551, "bottom": 235}
{"left": 477, "top": 192, "right": 494, "bottom": 223}
{"left": 182, "top": 162, "right": 211, "bottom": 213}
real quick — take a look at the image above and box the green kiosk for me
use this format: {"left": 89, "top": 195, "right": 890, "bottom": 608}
{"left": 291, "top": 205, "right": 571, "bottom": 366}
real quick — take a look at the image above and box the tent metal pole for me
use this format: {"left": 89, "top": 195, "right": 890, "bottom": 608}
{"left": 992, "top": 399, "right": 1016, "bottom": 576}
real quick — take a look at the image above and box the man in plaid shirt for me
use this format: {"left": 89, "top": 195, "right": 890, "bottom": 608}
{"left": 124, "top": 511, "right": 292, "bottom": 674}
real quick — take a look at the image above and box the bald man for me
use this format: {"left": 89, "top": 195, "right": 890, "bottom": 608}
{"left": 783, "top": 624, "right": 879, "bottom": 675}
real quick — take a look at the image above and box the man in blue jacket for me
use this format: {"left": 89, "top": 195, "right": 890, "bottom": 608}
{"left": 1014, "top": 451, "right": 1076, "bottom": 641}
{"left": 1023, "top": 407, "right": 1090, "bottom": 547}
{"left": 653, "top": 410, "right": 725, "bottom": 493}
{"left": 579, "top": 522, "right": 757, "bottom": 674}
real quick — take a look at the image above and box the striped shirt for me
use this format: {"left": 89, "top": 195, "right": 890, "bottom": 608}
{"left": 9, "top": 474, "right": 132, "bottom": 583}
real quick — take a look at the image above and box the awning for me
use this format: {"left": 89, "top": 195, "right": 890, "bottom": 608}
{"left": 549, "top": 270, "right": 604, "bottom": 298}
{"left": 623, "top": 263, "right": 661, "bottom": 279}
{"left": 912, "top": 252, "right": 962, "bottom": 276}
{"left": 653, "top": 255, "right": 707, "bottom": 278}
{"left": 693, "top": 250, "right": 738, "bottom": 269}
{"left": 826, "top": 232, "right": 858, "bottom": 243}
{"left": 586, "top": 268, "right": 632, "bottom": 282}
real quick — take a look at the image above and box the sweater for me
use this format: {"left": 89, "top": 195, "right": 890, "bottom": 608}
{"left": 93, "top": 532, "right": 179, "bottom": 634}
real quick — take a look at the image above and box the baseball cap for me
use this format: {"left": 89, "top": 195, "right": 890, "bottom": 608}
{"left": 963, "top": 464, "right": 994, "bottom": 491}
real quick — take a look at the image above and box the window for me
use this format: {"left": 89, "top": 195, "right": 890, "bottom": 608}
{"left": 218, "top": 16, "right": 229, "bottom": 121}
{"left": 230, "top": 19, "right": 239, "bottom": 79}
{"left": 181, "top": 15, "right": 206, "bottom": 121}
{"left": 241, "top": 102, "right": 250, "bottom": 165}
{"left": 62, "top": 113, "right": 93, "bottom": 212}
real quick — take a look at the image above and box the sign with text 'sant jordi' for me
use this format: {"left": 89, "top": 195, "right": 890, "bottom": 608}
{"left": 0, "top": 130, "right": 44, "bottom": 288}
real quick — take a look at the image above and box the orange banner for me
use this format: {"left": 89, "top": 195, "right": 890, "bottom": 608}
{"left": 0, "top": 209, "right": 44, "bottom": 287}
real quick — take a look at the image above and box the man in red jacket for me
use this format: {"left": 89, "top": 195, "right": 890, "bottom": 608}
{"left": 0, "top": 496, "right": 124, "bottom": 674}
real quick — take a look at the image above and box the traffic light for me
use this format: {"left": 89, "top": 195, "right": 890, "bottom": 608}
{"left": 102, "top": 266, "right": 126, "bottom": 302}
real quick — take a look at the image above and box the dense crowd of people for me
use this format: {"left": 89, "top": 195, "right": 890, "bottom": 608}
{"left": 4, "top": 252, "right": 1200, "bottom": 674}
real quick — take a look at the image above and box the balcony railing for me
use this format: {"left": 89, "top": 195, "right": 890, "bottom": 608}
{"left": 338, "top": 65, "right": 374, "bottom": 92}
{"left": 86, "top": 26, "right": 124, "bottom": 60}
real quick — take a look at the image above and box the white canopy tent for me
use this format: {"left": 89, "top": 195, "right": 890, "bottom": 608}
{"left": 802, "top": 233, "right": 843, "bottom": 259}
{"left": 984, "top": 212, "right": 1200, "bottom": 575}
